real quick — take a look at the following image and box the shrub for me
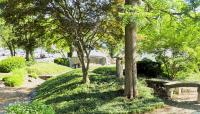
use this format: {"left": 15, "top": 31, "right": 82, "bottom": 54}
{"left": 93, "top": 59, "right": 163, "bottom": 78}
{"left": 2, "top": 69, "right": 26, "bottom": 87}
{"left": 6, "top": 102, "right": 55, "bottom": 114}
{"left": 137, "top": 59, "right": 163, "bottom": 78}
{"left": 54, "top": 58, "right": 70, "bottom": 67}
{"left": 0, "top": 57, "right": 26, "bottom": 73}
{"left": 93, "top": 66, "right": 116, "bottom": 75}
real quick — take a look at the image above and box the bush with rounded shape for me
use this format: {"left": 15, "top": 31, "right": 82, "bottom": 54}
{"left": 6, "top": 102, "right": 55, "bottom": 114}
{"left": 2, "top": 69, "right": 26, "bottom": 87}
{"left": 0, "top": 57, "right": 26, "bottom": 73}
{"left": 137, "top": 59, "right": 163, "bottom": 78}
{"left": 54, "top": 58, "right": 70, "bottom": 67}
{"left": 3, "top": 74, "right": 24, "bottom": 87}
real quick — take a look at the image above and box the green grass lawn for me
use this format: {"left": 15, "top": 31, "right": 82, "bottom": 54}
{"left": 1, "top": 62, "right": 73, "bottom": 86}
{"left": 33, "top": 69, "right": 164, "bottom": 114}
{"left": 27, "top": 62, "right": 73, "bottom": 77}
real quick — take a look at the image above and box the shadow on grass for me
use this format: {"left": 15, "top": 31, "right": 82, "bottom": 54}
{"left": 45, "top": 90, "right": 123, "bottom": 104}
{"left": 34, "top": 71, "right": 82, "bottom": 100}
{"left": 34, "top": 70, "right": 163, "bottom": 114}
{"left": 47, "top": 90, "right": 123, "bottom": 114}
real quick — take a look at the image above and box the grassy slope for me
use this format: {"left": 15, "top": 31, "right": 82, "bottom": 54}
{"left": 34, "top": 70, "right": 164, "bottom": 114}
{"left": 27, "top": 62, "right": 72, "bottom": 76}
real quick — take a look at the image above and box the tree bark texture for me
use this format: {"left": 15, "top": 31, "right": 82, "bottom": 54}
{"left": 124, "top": 0, "right": 139, "bottom": 99}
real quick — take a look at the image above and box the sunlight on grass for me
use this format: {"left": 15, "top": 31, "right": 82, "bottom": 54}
{"left": 26, "top": 62, "right": 72, "bottom": 77}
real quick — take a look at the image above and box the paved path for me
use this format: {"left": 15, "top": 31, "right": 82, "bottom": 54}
{"left": 0, "top": 87, "right": 33, "bottom": 114}
{"left": 0, "top": 78, "right": 44, "bottom": 114}
{"left": 147, "top": 88, "right": 200, "bottom": 114}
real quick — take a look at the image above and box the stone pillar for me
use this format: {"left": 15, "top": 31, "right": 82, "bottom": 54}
{"left": 198, "top": 87, "right": 200, "bottom": 103}
{"left": 116, "top": 57, "right": 123, "bottom": 78}
{"left": 166, "top": 88, "right": 173, "bottom": 99}
{"left": 174, "top": 87, "right": 182, "bottom": 95}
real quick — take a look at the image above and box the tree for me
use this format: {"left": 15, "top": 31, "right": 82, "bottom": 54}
{"left": 98, "top": 9, "right": 124, "bottom": 78}
{"left": 139, "top": 0, "right": 200, "bottom": 79}
{"left": 0, "top": 0, "right": 46, "bottom": 61}
{"left": 28, "top": 0, "right": 112, "bottom": 83}
{"left": 0, "top": 18, "right": 17, "bottom": 56}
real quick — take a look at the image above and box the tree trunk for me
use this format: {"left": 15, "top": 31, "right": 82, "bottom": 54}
{"left": 25, "top": 49, "right": 30, "bottom": 61}
{"left": 75, "top": 43, "right": 90, "bottom": 84}
{"left": 116, "top": 57, "right": 123, "bottom": 78}
{"left": 82, "top": 64, "right": 90, "bottom": 84}
{"left": 8, "top": 46, "right": 14, "bottom": 56}
{"left": 13, "top": 46, "right": 16, "bottom": 56}
{"left": 30, "top": 49, "right": 34, "bottom": 61}
{"left": 124, "top": 0, "right": 139, "bottom": 99}
{"left": 68, "top": 45, "right": 73, "bottom": 58}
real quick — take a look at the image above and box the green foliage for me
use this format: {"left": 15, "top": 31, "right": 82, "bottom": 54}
{"left": 0, "top": 18, "right": 17, "bottom": 56}
{"left": 33, "top": 70, "right": 164, "bottom": 114}
{"left": 2, "top": 69, "right": 26, "bottom": 87}
{"left": 6, "top": 101, "right": 55, "bottom": 114}
{"left": 54, "top": 58, "right": 70, "bottom": 67}
{"left": 26, "top": 60, "right": 36, "bottom": 66}
{"left": 0, "top": 56, "right": 26, "bottom": 73}
{"left": 26, "top": 62, "right": 72, "bottom": 78}
{"left": 139, "top": 0, "right": 200, "bottom": 79}
{"left": 93, "top": 66, "right": 116, "bottom": 75}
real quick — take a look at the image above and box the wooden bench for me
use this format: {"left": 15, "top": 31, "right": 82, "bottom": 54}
{"left": 164, "top": 81, "right": 200, "bottom": 103}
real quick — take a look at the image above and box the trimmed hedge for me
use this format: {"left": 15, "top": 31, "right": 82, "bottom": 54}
{"left": 93, "top": 66, "right": 116, "bottom": 75}
{"left": 0, "top": 57, "right": 26, "bottom": 73}
{"left": 54, "top": 58, "right": 70, "bottom": 67}
{"left": 6, "top": 102, "right": 55, "bottom": 114}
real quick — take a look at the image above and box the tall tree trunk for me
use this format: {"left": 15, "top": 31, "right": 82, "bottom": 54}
{"left": 116, "top": 57, "right": 123, "bottom": 78}
{"left": 124, "top": 0, "right": 139, "bottom": 99}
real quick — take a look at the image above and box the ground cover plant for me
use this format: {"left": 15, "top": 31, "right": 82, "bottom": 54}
{"left": 6, "top": 101, "right": 55, "bottom": 114}
{"left": 33, "top": 69, "right": 164, "bottom": 114}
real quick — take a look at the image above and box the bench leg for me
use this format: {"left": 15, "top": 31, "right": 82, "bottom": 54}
{"left": 178, "top": 87, "right": 182, "bottom": 95}
{"left": 198, "top": 87, "right": 200, "bottom": 103}
{"left": 174, "top": 88, "right": 181, "bottom": 95}
{"left": 166, "top": 88, "right": 173, "bottom": 98}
